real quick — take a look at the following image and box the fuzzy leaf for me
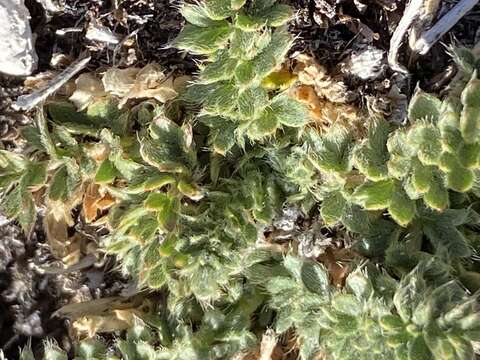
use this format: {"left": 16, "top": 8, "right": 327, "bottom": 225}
{"left": 180, "top": 4, "right": 217, "bottom": 27}
{"left": 408, "top": 89, "right": 442, "bottom": 122}
{"left": 307, "top": 126, "right": 353, "bottom": 174}
{"left": 95, "top": 158, "right": 118, "bottom": 184}
{"left": 23, "top": 162, "right": 47, "bottom": 188}
{"left": 300, "top": 261, "right": 330, "bottom": 297}
{"left": 263, "top": 4, "right": 293, "bottom": 26}
{"left": 204, "top": 0, "right": 235, "bottom": 20}
{"left": 203, "top": 82, "right": 238, "bottom": 115}
{"left": 175, "top": 23, "right": 232, "bottom": 55}
{"left": 212, "top": 122, "right": 237, "bottom": 155}
{"left": 352, "top": 179, "right": 394, "bottom": 210}
{"left": 201, "top": 50, "right": 238, "bottom": 84}
{"left": 2, "top": 186, "right": 22, "bottom": 219}
{"left": 423, "top": 177, "right": 449, "bottom": 211}
{"left": 231, "top": 0, "right": 247, "bottom": 10}
{"left": 353, "top": 118, "right": 390, "bottom": 181}
{"left": 246, "top": 108, "right": 279, "bottom": 139}
{"left": 237, "top": 87, "right": 268, "bottom": 119}
{"left": 234, "top": 12, "right": 265, "bottom": 32}
{"left": 408, "top": 124, "right": 442, "bottom": 165}
{"left": 446, "top": 166, "right": 474, "bottom": 192}
{"left": 230, "top": 28, "right": 271, "bottom": 61}
{"left": 251, "top": 28, "right": 292, "bottom": 79}
{"left": 320, "top": 191, "right": 346, "bottom": 226}
{"left": 48, "top": 166, "right": 68, "bottom": 201}
{"left": 17, "top": 193, "right": 36, "bottom": 236}
{"left": 389, "top": 189, "right": 416, "bottom": 226}
{"left": 460, "top": 73, "right": 480, "bottom": 143}
{"left": 140, "top": 117, "right": 196, "bottom": 173}
{"left": 234, "top": 61, "right": 256, "bottom": 85}
{"left": 269, "top": 95, "right": 309, "bottom": 127}
{"left": 148, "top": 264, "right": 168, "bottom": 288}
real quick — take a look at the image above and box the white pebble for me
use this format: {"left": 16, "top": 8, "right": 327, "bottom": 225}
{"left": 0, "top": 0, "right": 38, "bottom": 76}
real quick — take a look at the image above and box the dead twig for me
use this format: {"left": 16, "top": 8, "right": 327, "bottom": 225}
{"left": 388, "top": 0, "right": 425, "bottom": 73}
{"left": 13, "top": 55, "right": 91, "bottom": 111}
{"left": 412, "top": 0, "right": 479, "bottom": 55}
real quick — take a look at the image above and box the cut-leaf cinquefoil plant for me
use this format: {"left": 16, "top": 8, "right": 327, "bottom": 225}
{"left": 175, "top": 0, "right": 309, "bottom": 153}
{"left": 255, "top": 255, "right": 480, "bottom": 360}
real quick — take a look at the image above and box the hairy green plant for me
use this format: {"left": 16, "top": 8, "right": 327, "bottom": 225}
{"left": 24, "top": 285, "right": 264, "bottom": 360}
{"left": 255, "top": 256, "right": 480, "bottom": 360}
{"left": 4, "top": 13, "right": 480, "bottom": 360}
{"left": 266, "top": 48, "right": 480, "bottom": 266}
{"left": 175, "top": 0, "right": 309, "bottom": 152}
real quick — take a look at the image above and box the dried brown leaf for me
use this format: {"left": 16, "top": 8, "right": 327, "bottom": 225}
{"left": 69, "top": 72, "right": 107, "bottom": 110}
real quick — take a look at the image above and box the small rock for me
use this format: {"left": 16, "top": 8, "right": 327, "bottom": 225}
{"left": 0, "top": 0, "right": 38, "bottom": 76}
{"left": 340, "top": 46, "right": 386, "bottom": 81}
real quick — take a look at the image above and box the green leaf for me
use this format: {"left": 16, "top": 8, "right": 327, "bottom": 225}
{"left": 145, "top": 192, "right": 171, "bottom": 211}
{"left": 95, "top": 158, "right": 118, "bottom": 184}
{"left": 203, "top": 82, "right": 238, "bottom": 115}
{"left": 2, "top": 186, "right": 22, "bottom": 218}
{"left": 23, "top": 162, "right": 47, "bottom": 188}
{"left": 394, "top": 267, "right": 427, "bottom": 323}
{"left": 407, "top": 124, "right": 442, "bottom": 165}
{"left": 389, "top": 188, "right": 416, "bottom": 226}
{"left": 423, "top": 176, "right": 449, "bottom": 211}
{"left": 17, "top": 192, "right": 36, "bottom": 236}
{"left": 263, "top": 4, "right": 293, "bottom": 26}
{"left": 143, "top": 174, "right": 176, "bottom": 191}
{"left": 204, "top": 0, "right": 234, "bottom": 20}
{"left": 158, "top": 234, "right": 177, "bottom": 257}
{"left": 300, "top": 261, "right": 330, "bottom": 297}
{"left": 353, "top": 118, "right": 390, "bottom": 181}
{"left": 37, "top": 109, "right": 58, "bottom": 158}
{"left": 231, "top": 0, "right": 246, "bottom": 10}
{"left": 420, "top": 210, "right": 471, "bottom": 258}
{"left": 251, "top": 0, "right": 277, "bottom": 13}
{"left": 269, "top": 95, "right": 309, "bottom": 128}
{"left": 200, "top": 50, "right": 238, "bottom": 84}
{"left": 408, "top": 89, "right": 442, "bottom": 122}
{"left": 230, "top": 28, "right": 271, "bottom": 61}
{"left": 211, "top": 123, "right": 236, "bottom": 155}
{"left": 148, "top": 263, "right": 168, "bottom": 289}
{"left": 234, "top": 61, "right": 256, "bottom": 85}
{"left": 307, "top": 125, "right": 353, "bottom": 174}
{"left": 86, "top": 97, "right": 127, "bottom": 134}
{"left": 412, "top": 163, "right": 433, "bottom": 193}
{"left": 77, "top": 339, "right": 107, "bottom": 359}
{"left": 320, "top": 191, "right": 346, "bottom": 226}
{"left": 177, "top": 180, "right": 203, "bottom": 200}
{"left": 379, "top": 314, "right": 404, "bottom": 331}
{"left": 353, "top": 218, "right": 399, "bottom": 257}
{"left": 157, "top": 197, "right": 178, "bottom": 232}
{"left": 180, "top": 3, "right": 217, "bottom": 27}
{"left": 460, "top": 73, "right": 480, "bottom": 143}
{"left": 175, "top": 23, "right": 232, "bottom": 55}
{"left": 446, "top": 166, "right": 474, "bottom": 192}
{"left": 331, "top": 294, "right": 361, "bottom": 316}
{"left": 237, "top": 87, "right": 268, "bottom": 120}
{"left": 251, "top": 27, "right": 292, "bottom": 79}
{"left": 48, "top": 166, "right": 68, "bottom": 201}
{"left": 352, "top": 179, "right": 394, "bottom": 210}
{"left": 140, "top": 117, "right": 196, "bottom": 173}
{"left": 457, "top": 142, "right": 480, "bottom": 168}
{"left": 246, "top": 108, "right": 279, "bottom": 139}
{"left": 423, "top": 325, "right": 456, "bottom": 359}
{"left": 234, "top": 12, "right": 265, "bottom": 32}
